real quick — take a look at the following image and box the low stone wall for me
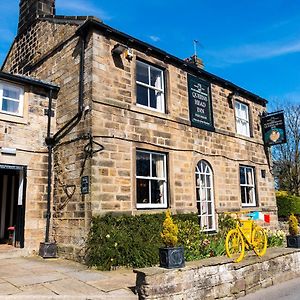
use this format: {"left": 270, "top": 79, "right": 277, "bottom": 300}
{"left": 134, "top": 248, "right": 300, "bottom": 299}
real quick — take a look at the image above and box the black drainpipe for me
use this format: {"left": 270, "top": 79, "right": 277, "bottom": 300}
{"left": 40, "top": 34, "right": 86, "bottom": 257}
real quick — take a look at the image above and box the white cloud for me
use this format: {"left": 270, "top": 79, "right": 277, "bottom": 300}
{"left": 149, "top": 35, "right": 160, "bottom": 42}
{"left": 205, "top": 38, "right": 300, "bottom": 66}
{"left": 57, "top": 0, "right": 112, "bottom": 20}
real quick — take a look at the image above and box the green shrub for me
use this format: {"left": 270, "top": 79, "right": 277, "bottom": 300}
{"left": 276, "top": 191, "right": 300, "bottom": 218}
{"left": 161, "top": 210, "right": 178, "bottom": 247}
{"left": 288, "top": 214, "right": 299, "bottom": 235}
{"left": 85, "top": 213, "right": 197, "bottom": 270}
{"left": 85, "top": 212, "right": 237, "bottom": 270}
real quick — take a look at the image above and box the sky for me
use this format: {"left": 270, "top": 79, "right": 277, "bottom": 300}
{"left": 0, "top": 0, "right": 300, "bottom": 108}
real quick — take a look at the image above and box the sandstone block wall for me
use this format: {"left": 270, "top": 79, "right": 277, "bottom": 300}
{"left": 134, "top": 248, "right": 300, "bottom": 299}
{"left": 2, "top": 17, "right": 278, "bottom": 257}
{"left": 0, "top": 85, "right": 52, "bottom": 250}
{"left": 89, "top": 29, "right": 277, "bottom": 225}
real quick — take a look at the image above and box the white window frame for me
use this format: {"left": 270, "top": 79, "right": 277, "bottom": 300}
{"left": 235, "top": 100, "right": 250, "bottom": 137}
{"left": 195, "top": 160, "right": 216, "bottom": 232}
{"left": 240, "top": 165, "right": 257, "bottom": 207}
{"left": 0, "top": 82, "right": 24, "bottom": 117}
{"left": 136, "top": 150, "right": 167, "bottom": 209}
{"left": 136, "top": 60, "right": 165, "bottom": 113}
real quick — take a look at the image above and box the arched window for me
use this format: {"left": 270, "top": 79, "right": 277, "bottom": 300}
{"left": 195, "top": 160, "right": 216, "bottom": 231}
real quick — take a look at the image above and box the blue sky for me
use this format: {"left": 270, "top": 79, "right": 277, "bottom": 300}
{"left": 1, "top": 0, "right": 300, "bottom": 107}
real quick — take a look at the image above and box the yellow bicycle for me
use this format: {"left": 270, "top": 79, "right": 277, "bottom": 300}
{"left": 225, "top": 212, "right": 267, "bottom": 263}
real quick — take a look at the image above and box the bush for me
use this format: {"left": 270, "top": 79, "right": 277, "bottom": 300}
{"left": 86, "top": 213, "right": 197, "bottom": 270}
{"left": 288, "top": 214, "right": 299, "bottom": 235}
{"left": 161, "top": 210, "right": 178, "bottom": 247}
{"left": 276, "top": 191, "right": 300, "bottom": 218}
{"left": 85, "top": 212, "right": 238, "bottom": 270}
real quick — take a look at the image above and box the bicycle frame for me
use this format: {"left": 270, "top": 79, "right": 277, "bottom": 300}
{"left": 237, "top": 219, "right": 254, "bottom": 245}
{"left": 225, "top": 212, "right": 268, "bottom": 262}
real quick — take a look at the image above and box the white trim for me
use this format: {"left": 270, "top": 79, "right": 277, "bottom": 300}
{"left": 136, "top": 150, "right": 167, "bottom": 209}
{"left": 240, "top": 166, "right": 256, "bottom": 207}
{"left": 235, "top": 101, "right": 250, "bottom": 137}
{"left": 136, "top": 61, "right": 165, "bottom": 113}
{"left": 0, "top": 82, "right": 24, "bottom": 117}
{"left": 195, "top": 160, "right": 216, "bottom": 231}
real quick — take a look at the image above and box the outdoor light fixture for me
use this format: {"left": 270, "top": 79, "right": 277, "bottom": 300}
{"left": 111, "top": 43, "right": 133, "bottom": 60}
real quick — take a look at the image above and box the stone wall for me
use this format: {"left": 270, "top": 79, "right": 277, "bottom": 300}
{"left": 2, "top": 18, "right": 93, "bottom": 257}
{"left": 90, "top": 29, "right": 277, "bottom": 225}
{"left": 0, "top": 84, "right": 51, "bottom": 250}
{"left": 134, "top": 248, "right": 300, "bottom": 299}
{"left": 2, "top": 15, "right": 278, "bottom": 257}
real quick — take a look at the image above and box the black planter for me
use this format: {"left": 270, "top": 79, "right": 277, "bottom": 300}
{"left": 39, "top": 242, "right": 57, "bottom": 258}
{"left": 159, "top": 246, "right": 185, "bottom": 269}
{"left": 287, "top": 235, "right": 300, "bottom": 248}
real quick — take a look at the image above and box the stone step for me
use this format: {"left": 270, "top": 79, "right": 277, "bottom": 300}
{"left": 0, "top": 246, "right": 30, "bottom": 260}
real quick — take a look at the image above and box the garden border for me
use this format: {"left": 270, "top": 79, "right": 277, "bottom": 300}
{"left": 134, "top": 247, "right": 300, "bottom": 299}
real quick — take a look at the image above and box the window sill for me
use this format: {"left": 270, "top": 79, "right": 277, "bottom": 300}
{"left": 0, "top": 113, "right": 27, "bottom": 124}
{"left": 136, "top": 204, "right": 168, "bottom": 210}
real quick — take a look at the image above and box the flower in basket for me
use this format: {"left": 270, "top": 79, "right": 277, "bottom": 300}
{"left": 161, "top": 210, "right": 178, "bottom": 247}
{"left": 288, "top": 214, "right": 299, "bottom": 236}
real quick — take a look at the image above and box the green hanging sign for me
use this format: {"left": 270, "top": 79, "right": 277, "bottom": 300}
{"left": 187, "top": 74, "right": 214, "bottom": 131}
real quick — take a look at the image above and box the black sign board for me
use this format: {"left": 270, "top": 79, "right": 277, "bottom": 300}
{"left": 261, "top": 111, "right": 287, "bottom": 146}
{"left": 188, "top": 74, "right": 214, "bottom": 131}
{"left": 0, "top": 164, "right": 25, "bottom": 170}
{"left": 81, "top": 176, "right": 89, "bottom": 194}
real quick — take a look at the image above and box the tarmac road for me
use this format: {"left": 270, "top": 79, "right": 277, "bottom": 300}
{"left": 240, "top": 277, "right": 300, "bottom": 300}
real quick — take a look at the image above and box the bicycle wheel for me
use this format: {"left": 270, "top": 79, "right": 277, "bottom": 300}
{"left": 252, "top": 226, "right": 267, "bottom": 257}
{"left": 225, "top": 229, "right": 245, "bottom": 263}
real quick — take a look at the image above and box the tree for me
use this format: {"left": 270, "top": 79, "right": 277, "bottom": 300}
{"left": 272, "top": 103, "right": 300, "bottom": 196}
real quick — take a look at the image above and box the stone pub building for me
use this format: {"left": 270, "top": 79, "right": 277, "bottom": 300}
{"left": 0, "top": 0, "right": 277, "bottom": 258}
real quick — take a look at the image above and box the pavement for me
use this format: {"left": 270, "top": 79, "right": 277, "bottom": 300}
{"left": 0, "top": 245, "right": 137, "bottom": 300}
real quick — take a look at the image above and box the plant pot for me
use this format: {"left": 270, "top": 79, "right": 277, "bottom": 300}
{"left": 286, "top": 235, "right": 300, "bottom": 248}
{"left": 39, "top": 242, "right": 57, "bottom": 258}
{"left": 159, "top": 246, "right": 185, "bottom": 269}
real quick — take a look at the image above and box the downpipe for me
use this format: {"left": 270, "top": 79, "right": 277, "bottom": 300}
{"left": 39, "top": 34, "right": 86, "bottom": 258}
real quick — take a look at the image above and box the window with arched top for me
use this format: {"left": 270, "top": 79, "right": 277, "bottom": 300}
{"left": 195, "top": 160, "right": 216, "bottom": 231}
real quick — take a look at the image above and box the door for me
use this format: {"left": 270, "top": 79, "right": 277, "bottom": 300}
{"left": 0, "top": 164, "right": 26, "bottom": 247}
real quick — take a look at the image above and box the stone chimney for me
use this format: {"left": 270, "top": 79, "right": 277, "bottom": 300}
{"left": 185, "top": 55, "right": 205, "bottom": 69}
{"left": 18, "top": 0, "right": 55, "bottom": 34}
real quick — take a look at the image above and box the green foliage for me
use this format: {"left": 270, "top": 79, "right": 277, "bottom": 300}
{"left": 161, "top": 210, "right": 178, "bottom": 247}
{"left": 176, "top": 213, "right": 234, "bottom": 261}
{"left": 276, "top": 191, "right": 300, "bottom": 218}
{"left": 288, "top": 214, "right": 299, "bottom": 236}
{"left": 266, "top": 229, "right": 285, "bottom": 247}
{"left": 217, "top": 213, "right": 236, "bottom": 234}
{"left": 86, "top": 213, "right": 196, "bottom": 270}
{"left": 85, "top": 212, "right": 241, "bottom": 270}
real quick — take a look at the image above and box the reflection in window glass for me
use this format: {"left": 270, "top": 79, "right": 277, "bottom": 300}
{"left": 240, "top": 166, "right": 256, "bottom": 206}
{"left": 0, "top": 83, "right": 23, "bottom": 116}
{"left": 136, "top": 61, "right": 164, "bottom": 112}
{"left": 195, "top": 160, "right": 216, "bottom": 231}
{"left": 235, "top": 101, "right": 250, "bottom": 137}
{"left": 136, "top": 150, "right": 167, "bottom": 208}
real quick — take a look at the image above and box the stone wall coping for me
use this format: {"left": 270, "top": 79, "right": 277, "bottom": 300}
{"left": 133, "top": 247, "right": 300, "bottom": 276}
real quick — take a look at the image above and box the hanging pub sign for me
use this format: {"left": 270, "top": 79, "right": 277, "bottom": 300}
{"left": 261, "top": 111, "right": 287, "bottom": 146}
{"left": 187, "top": 74, "right": 214, "bottom": 131}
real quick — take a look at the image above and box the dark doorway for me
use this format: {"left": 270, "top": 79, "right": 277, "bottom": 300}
{"left": 0, "top": 164, "right": 26, "bottom": 248}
